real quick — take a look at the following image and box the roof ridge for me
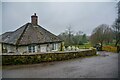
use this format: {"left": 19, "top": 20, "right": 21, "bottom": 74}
{"left": 15, "top": 23, "right": 30, "bottom": 45}
{"left": 38, "top": 25, "right": 58, "bottom": 37}
{"left": 32, "top": 26, "right": 43, "bottom": 42}
{"left": 38, "top": 25, "right": 62, "bottom": 42}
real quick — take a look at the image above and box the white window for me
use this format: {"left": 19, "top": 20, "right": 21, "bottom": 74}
{"left": 56, "top": 44, "right": 58, "bottom": 50}
{"left": 28, "top": 46, "right": 32, "bottom": 53}
{"left": 28, "top": 45, "right": 37, "bottom": 53}
{"left": 33, "top": 46, "right": 35, "bottom": 52}
{"left": 52, "top": 43, "right": 57, "bottom": 50}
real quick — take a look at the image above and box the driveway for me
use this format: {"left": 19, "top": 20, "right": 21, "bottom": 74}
{"left": 2, "top": 51, "right": 118, "bottom": 78}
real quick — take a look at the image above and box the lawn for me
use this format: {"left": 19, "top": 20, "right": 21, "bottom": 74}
{"left": 77, "top": 43, "right": 92, "bottom": 49}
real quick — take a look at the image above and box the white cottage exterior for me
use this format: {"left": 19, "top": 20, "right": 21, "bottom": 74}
{"left": 0, "top": 13, "right": 62, "bottom": 54}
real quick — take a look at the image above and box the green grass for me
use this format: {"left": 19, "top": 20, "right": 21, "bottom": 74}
{"left": 76, "top": 43, "right": 92, "bottom": 49}
{"left": 104, "top": 43, "right": 115, "bottom": 46}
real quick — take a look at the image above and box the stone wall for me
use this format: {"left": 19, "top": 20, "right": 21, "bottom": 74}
{"left": 2, "top": 49, "right": 96, "bottom": 65}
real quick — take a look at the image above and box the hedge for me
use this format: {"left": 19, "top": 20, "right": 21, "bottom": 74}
{"left": 2, "top": 49, "right": 96, "bottom": 65}
{"left": 102, "top": 46, "right": 117, "bottom": 53}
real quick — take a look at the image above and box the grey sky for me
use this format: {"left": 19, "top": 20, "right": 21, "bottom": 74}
{"left": 2, "top": 2, "right": 117, "bottom": 35}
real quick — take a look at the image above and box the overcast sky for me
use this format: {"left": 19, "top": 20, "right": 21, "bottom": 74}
{"left": 2, "top": 1, "right": 117, "bottom": 36}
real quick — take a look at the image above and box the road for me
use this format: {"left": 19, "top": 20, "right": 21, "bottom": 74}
{"left": 2, "top": 51, "right": 118, "bottom": 78}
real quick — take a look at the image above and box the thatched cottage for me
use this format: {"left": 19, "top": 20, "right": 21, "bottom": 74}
{"left": 0, "top": 13, "right": 62, "bottom": 54}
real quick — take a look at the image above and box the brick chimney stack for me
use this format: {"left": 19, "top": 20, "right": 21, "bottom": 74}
{"left": 31, "top": 13, "right": 38, "bottom": 25}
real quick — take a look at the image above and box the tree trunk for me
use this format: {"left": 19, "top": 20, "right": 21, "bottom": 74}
{"left": 115, "top": 39, "right": 120, "bottom": 47}
{"left": 100, "top": 42, "right": 103, "bottom": 51}
{"left": 117, "top": 46, "right": 120, "bottom": 53}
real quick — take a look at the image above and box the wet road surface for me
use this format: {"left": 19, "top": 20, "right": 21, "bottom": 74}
{"left": 2, "top": 51, "right": 118, "bottom": 78}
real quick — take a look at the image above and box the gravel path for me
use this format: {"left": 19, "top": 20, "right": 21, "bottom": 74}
{"left": 2, "top": 51, "right": 118, "bottom": 78}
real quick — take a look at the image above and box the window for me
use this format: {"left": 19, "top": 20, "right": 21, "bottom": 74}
{"left": 33, "top": 46, "right": 35, "bottom": 52}
{"left": 28, "top": 46, "right": 32, "bottom": 53}
{"left": 52, "top": 44, "right": 54, "bottom": 50}
{"left": 54, "top": 44, "right": 56, "bottom": 50}
{"left": 52, "top": 43, "right": 57, "bottom": 50}
{"left": 28, "top": 45, "right": 37, "bottom": 53}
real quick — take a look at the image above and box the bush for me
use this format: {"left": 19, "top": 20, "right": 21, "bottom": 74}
{"left": 102, "top": 46, "right": 117, "bottom": 53}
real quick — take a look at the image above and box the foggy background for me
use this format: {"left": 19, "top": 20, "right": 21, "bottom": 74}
{"left": 2, "top": 2, "right": 117, "bottom": 36}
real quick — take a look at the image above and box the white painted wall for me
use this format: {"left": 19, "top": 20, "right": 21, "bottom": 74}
{"left": 18, "top": 46, "right": 27, "bottom": 53}
{"left": 38, "top": 43, "right": 61, "bottom": 52}
{"left": 1, "top": 42, "right": 62, "bottom": 54}
{"left": 5, "top": 44, "right": 16, "bottom": 53}
{"left": 7, "top": 45, "right": 15, "bottom": 53}
{"left": 40, "top": 44, "right": 47, "bottom": 52}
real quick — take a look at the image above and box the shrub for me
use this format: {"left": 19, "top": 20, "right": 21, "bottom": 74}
{"left": 102, "top": 46, "right": 117, "bottom": 53}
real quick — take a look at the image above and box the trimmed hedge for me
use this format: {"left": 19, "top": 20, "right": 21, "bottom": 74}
{"left": 2, "top": 49, "right": 96, "bottom": 65}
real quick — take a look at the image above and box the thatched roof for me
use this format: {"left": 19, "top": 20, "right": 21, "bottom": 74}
{"left": 0, "top": 23, "right": 62, "bottom": 45}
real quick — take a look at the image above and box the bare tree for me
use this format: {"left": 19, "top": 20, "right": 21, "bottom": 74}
{"left": 66, "top": 25, "right": 74, "bottom": 46}
{"left": 90, "top": 24, "right": 113, "bottom": 50}
{"left": 58, "top": 25, "right": 74, "bottom": 46}
{"left": 112, "top": 1, "right": 120, "bottom": 46}
{"left": 58, "top": 27, "right": 87, "bottom": 47}
{"left": 104, "top": 26, "right": 114, "bottom": 44}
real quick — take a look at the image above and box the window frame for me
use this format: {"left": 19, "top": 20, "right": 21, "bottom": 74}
{"left": 28, "top": 45, "right": 37, "bottom": 53}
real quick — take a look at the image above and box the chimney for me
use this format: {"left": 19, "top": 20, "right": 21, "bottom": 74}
{"left": 31, "top": 13, "right": 38, "bottom": 25}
